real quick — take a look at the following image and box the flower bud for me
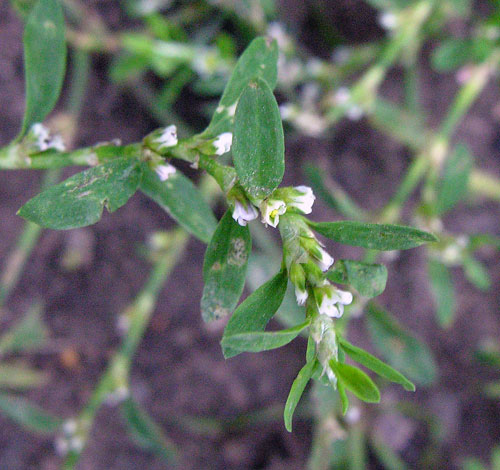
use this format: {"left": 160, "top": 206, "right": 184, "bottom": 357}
{"left": 290, "top": 263, "right": 307, "bottom": 305}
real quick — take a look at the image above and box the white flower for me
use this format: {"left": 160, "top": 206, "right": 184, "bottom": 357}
{"left": 334, "top": 87, "right": 351, "bottom": 105}
{"left": 315, "top": 282, "right": 353, "bottom": 318}
{"left": 48, "top": 134, "right": 66, "bottom": 151}
{"left": 295, "top": 286, "right": 308, "bottom": 306}
{"left": 155, "top": 163, "right": 176, "bottom": 181}
{"left": 289, "top": 186, "right": 315, "bottom": 214}
{"left": 379, "top": 11, "right": 398, "bottom": 30}
{"left": 260, "top": 198, "right": 287, "bottom": 228}
{"left": 155, "top": 124, "right": 178, "bottom": 149}
{"left": 105, "top": 386, "right": 130, "bottom": 405}
{"left": 346, "top": 105, "right": 364, "bottom": 121}
{"left": 232, "top": 200, "right": 258, "bottom": 226}
{"left": 213, "top": 132, "right": 233, "bottom": 155}
{"left": 279, "top": 103, "right": 296, "bottom": 120}
{"left": 267, "top": 22, "right": 291, "bottom": 50}
{"left": 31, "top": 123, "right": 66, "bottom": 151}
{"left": 314, "top": 246, "right": 334, "bottom": 272}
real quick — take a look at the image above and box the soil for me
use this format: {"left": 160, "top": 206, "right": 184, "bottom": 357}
{"left": 0, "top": 2, "right": 499, "bottom": 470}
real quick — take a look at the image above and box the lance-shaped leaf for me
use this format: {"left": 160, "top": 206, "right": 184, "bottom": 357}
{"left": 0, "top": 303, "right": 47, "bottom": 355}
{"left": 140, "top": 165, "right": 217, "bottom": 244}
{"left": 338, "top": 337, "right": 415, "bottom": 391}
{"left": 201, "top": 210, "right": 251, "bottom": 322}
{"left": 202, "top": 37, "right": 278, "bottom": 138}
{"left": 327, "top": 260, "right": 388, "bottom": 298}
{"left": 0, "top": 364, "right": 46, "bottom": 389}
{"left": 462, "top": 255, "right": 491, "bottom": 291}
{"left": 232, "top": 77, "right": 284, "bottom": 200}
{"left": 20, "top": 0, "right": 66, "bottom": 136}
{"left": 222, "top": 269, "right": 288, "bottom": 358}
{"left": 337, "top": 380, "right": 349, "bottom": 415}
{"left": 366, "top": 303, "right": 437, "bottom": 386}
{"left": 309, "top": 220, "right": 437, "bottom": 250}
{"left": 330, "top": 360, "right": 381, "bottom": 403}
{"left": 436, "top": 144, "right": 473, "bottom": 214}
{"left": 18, "top": 157, "right": 142, "bottom": 229}
{"left": 0, "top": 393, "right": 62, "bottom": 434}
{"left": 428, "top": 258, "right": 455, "bottom": 327}
{"left": 121, "top": 398, "right": 178, "bottom": 464}
{"left": 284, "top": 359, "right": 316, "bottom": 432}
{"left": 220, "top": 321, "right": 309, "bottom": 353}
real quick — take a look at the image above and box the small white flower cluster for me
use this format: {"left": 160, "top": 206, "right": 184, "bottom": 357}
{"left": 154, "top": 124, "right": 178, "bottom": 149}
{"left": 213, "top": 132, "right": 233, "bottom": 156}
{"left": 260, "top": 186, "right": 316, "bottom": 228}
{"left": 31, "top": 123, "right": 66, "bottom": 152}
{"left": 231, "top": 185, "right": 315, "bottom": 228}
{"left": 333, "top": 87, "right": 364, "bottom": 121}
{"left": 54, "top": 419, "right": 84, "bottom": 456}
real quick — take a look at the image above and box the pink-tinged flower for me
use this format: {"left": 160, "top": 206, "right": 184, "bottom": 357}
{"left": 232, "top": 200, "right": 258, "bottom": 226}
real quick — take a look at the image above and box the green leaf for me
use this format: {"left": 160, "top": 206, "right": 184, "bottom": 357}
{"left": 327, "top": 260, "right": 388, "bottom": 298}
{"left": 330, "top": 361, "right": 380, "bottom": 403}
{"left": 18, "top": 157, "right": 142, "bottom": 229}
{"left": 462, "top": 255, "right": 491, "bottom": 291}
{"left": 220, "top": 321, "right": 309, "bottom": 354}
{"left": 0, "top": 364, "right": 46, "bottom": 389}
{"left": 371, "top": 98, "right": 427, "bottom": 151}
{"left": 428, "top": 259, "right": 455, "bottom": 327}
{"left": 492, "top": 446, "right": 500, "bottom": 470}
{"left": 0, "top": 392, "right": 62, "bottom": 434}
{"left": 468, "top": 233, "right": 500, "bottom": 251}
{"left": 304, "top": 164, "right": 367, "bottom": 221}
{"left": 309, "top": 221, "right": 437, "bottom": 250}
{"left": 431, "top": 39, "right": 472, "bottom": 72}
{"left": 121, "top": 398, "right": 177, "bottom": 464}
{"left": 0, "top": 303, "right": 47, "bottom": 355}
{"left": 337, "top": 379, "right": 349, "bottom": 415}
{"left": 222, "top": 269, "right": 288, "bottom": 358}
{"left": 462, "top": 458, "right": 488, "bottom": 470}
{"left": 201, "top": 210, "right": 251, "bottom": 321}
{"left": 366, "top": 303, "right": 437, "bottom": 386}
{"left": 436, "top": 144, "right": 473, "bottom": 214}
{"left": 20, "top": 0, "right": 66, "bottom": 136}
{"left": 140, "top": 165, "right": 217, "bottom": 244}
{"left": 338, "top": 337, "right": 415, "bottom": 391}
{"left": 432, "top": 38, "right": 490, "bottom": 72}
{"left": 284, "top": 360, "right": 315, "bottom": 432}
{"left": 203, "top": 37, "right": 278, "bottom": 138}
{"left": 233, "top": 77, "right": 284, "bottom": 200}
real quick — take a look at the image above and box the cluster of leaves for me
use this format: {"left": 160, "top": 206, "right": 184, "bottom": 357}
{"left": 10, "top": 0, "right": 439, "bottom": 436}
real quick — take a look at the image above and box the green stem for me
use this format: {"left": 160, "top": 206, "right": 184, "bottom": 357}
{"left": 62, "top": 229, "right": 189, "bottom": 469}
{"left": 0, "top": 170, "right": 60, "bottom": 308}
{"left": 379, "top": 154, "right": 429, "bottom": 223}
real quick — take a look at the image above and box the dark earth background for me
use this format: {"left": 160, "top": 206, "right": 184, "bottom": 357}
{"left": 0, "top": 1, "right": 499, "bottom": 469}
